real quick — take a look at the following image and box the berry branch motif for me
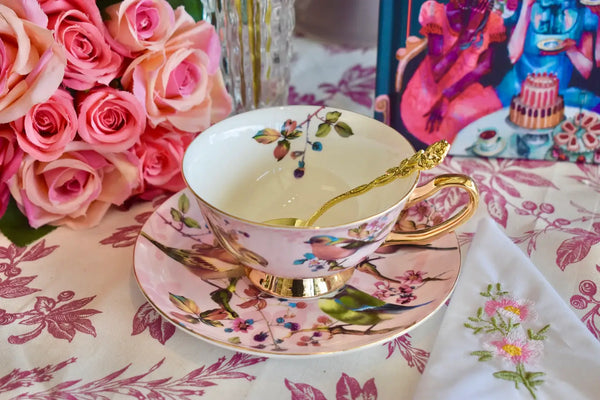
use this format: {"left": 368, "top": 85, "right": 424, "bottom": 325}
{"left": 252, "top": 106, "right": 354, "bottom": 178}
{"left": 465, "top": 283, "right": 549, "bottom": 399}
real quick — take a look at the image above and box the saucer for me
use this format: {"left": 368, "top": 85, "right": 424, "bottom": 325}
{"left": 537, "top": 38, "right": 565, "bottom": 52}
{"left": 133, "top": 189, "right": 461, "bottom": 358}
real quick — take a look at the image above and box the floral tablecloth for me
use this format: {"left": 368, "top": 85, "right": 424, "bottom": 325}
{"left": 1, "top": 35, "right": 599, "bottom": 400}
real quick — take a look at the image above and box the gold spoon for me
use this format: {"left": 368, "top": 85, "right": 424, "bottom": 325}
{"left": 264, "top": 140, "right": 451, "bottom": 227}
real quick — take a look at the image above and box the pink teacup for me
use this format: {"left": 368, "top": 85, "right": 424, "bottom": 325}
{"left": 182, "top": 106, "right": 478, "bottom": 298}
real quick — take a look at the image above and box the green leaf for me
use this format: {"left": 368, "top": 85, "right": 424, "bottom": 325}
{"left": 0, "top": 197, "right": 56, "bottom": 247}
{"left": 325, "top": 111, "right": 341, "bottom": 123}
{"left": 228, "top": 336, "right": 242, "bottom": 344}
{"left": 470, "top": 350, "right": 493, "bottom": 361}
{"left": 468, "top": 317, "right": 479, "bottom": 322}
{"left": 477, "top": 307, "right": 483, "bottom": 318}
{"left": 493, "top": 370, "right": 522, "bottom": 383}
{"left": 167, "top": 0, "right": 204, "bottom": 21}
{"left": 334, "top": 121, "right": 353, "bottom": 137}
{"left": 170, "top": 208, "right": 183, "bottom": 222}
{"left": 178, "top": 194, "right": 190, "bottom": 213}
{"left": 315, "top": 122, "right": 332, "bottom": 137}
{"left": 169, "top": 292, "right": 201, "bottom": 314}
{"left": 183, "top": 217, "right": 201, "bottom": 228}
{"left": 285, "top": 130, "right": 303, "bottom": 140}
{"left": 253, "top": 128, "right": 281, "bottom": 144}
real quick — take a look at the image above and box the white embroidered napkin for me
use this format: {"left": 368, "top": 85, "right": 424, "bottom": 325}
{"left": 412, "top": 217, "right": 600, "bottom": 400}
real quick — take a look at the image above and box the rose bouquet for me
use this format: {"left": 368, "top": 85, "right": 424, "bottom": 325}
{"left": 0, "top": 0, "right": 232, "bottom": 235}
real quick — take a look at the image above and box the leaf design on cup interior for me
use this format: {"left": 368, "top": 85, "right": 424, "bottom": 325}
{"left": 251, "top": 107, "right": 355, "bottom": 178}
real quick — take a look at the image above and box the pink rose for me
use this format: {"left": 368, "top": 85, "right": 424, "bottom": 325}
{"left": 122, "top": 9, "right": 232, "bottom": 132}
{"left": 10, "top": 88, "right": 77, "bottom": 162}
{"left": 134, "top": 125, "right": 194, "bottom": 198}
{"left": 105, "top": 0, "right": 176, "bottom": 56}
{"left": 77, "top": 87, "right": 146, "bottom": 152}
{"left": 0, "top": 126, "right": 24, "bottom": 217}
{"left": 0, "top": 3, "right": 66, "bottom": 123}
{"left": 8, "top": 142, "right": 141, "bottom": 229}
{"left": 48, "top": 7, "right": 123, "bottom": 90}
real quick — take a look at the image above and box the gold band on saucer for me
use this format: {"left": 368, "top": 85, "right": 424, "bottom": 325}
{"left": 245, "top": 267, "right": 355, "bottom": 298}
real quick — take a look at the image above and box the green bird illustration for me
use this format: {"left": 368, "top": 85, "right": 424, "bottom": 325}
{"left": 318, "top": 285, "right": 431, "bottom": 331}
{"left": 141, "top": 231, "right": 244, "bottom": 279}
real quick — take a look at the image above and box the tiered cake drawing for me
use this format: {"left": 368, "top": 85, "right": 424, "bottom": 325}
{"left": 509, "top": 72, "right": 564, "bottom": 130}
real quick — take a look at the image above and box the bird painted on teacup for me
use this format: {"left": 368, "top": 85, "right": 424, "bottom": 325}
{"left": 305, "top": 235, "right": 375, "bottom": 261}
{"left": 141, "top": 231, "right": 245, "bottom": 279}
{"left": 318, "top": 285, "right": 432, "bottom": 331}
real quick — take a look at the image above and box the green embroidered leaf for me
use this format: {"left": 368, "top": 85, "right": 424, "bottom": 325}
{"left": 525, "top": 371, "right": 545, "bottom": 379}
{"left": 474, "top": 327, "right": 483, "bottom": 334}
{"left": 183, "top": 217, "right": 201, "bottom": 229}
{"left": 477, "top": 307, "right": 483, "bottom": 318}
{"left": 178, "top": 194, "right": 190, "bottom": 213}
{"left": 170, "top": 208, "right": 183, "bottom": 222}
{"left": 493, "top": 370, "right": 522, "bottom": 383}
{"left": 468, "top": 317, "right": 479, "bottom": 322}
{"left": 316, "top": 122, "right": 332, "bottom": 137}
{"left": 253, "top": 128, "right": 281, "bottom": 144}
{"left": 464, "top": 323, "right": 476, "bottom": 329}
{"left": 325, "top": 111, "right": 341, "bottom": 123}
{"left": 274, "top": 139, "right": 290, "bottom": 161}
{"left": 470, "top": 350, "right": 493, "bottom": 361}
{"left": 169, "top": 292, "right": 201, "bottom": 315}
{"left": 334, "top": 121, "right": 353, "bottom": 137}
{"left": 528, "top": 324, "right": 550, "bottom": 340}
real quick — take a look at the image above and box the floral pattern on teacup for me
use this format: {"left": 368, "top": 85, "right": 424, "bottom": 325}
{"left": 252, "top": 106, "right": 355, "bottom": 178}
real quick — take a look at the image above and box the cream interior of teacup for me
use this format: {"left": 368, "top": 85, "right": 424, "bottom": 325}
{"left": 183, "top": 106, "right": 419, "bottom": 227}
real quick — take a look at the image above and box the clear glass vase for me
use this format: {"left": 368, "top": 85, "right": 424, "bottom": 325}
{"left": 203, "top": 0, "right": 295, "bottom": 113}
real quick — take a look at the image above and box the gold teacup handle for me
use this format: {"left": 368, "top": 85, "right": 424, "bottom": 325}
{"left": 383, "top": 174, "right": 479, "bottom": 245}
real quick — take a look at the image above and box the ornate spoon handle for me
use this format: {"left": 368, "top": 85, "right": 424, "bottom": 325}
{"left": 305, "top": 140, "right": 451, "bottom": 226}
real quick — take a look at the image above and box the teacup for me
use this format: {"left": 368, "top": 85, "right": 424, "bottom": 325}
{"left": 476, "top": 128, "right": 500, "bottom": 152}
{"left": 182, "top": 106, "right": 478, "bottom": 298}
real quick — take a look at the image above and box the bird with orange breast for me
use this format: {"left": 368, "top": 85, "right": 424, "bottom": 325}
{"left": 305, "top": 235, "right": 375, "bottom": 262}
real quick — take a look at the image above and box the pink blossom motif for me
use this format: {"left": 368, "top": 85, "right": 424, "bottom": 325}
{"left": 228, "top": 318, "right": 254, "bottom": 333}
{"left": 398, "top": 270, "right": 426, "bottom": 285}
{"left": 484, "top": 297, "right": 535, "bottom": 322}
{"left": 373, "top": 281, "right": 416, "bottom": 304}
{"left": 487, "top": 334, "right": 543, "bottom": 367}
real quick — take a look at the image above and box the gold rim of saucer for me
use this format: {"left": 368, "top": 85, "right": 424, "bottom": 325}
{"left": 245, "top": 267, "right": 355, "bottom": 298}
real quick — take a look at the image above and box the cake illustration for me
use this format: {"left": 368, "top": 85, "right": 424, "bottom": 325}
{"left": 551, "top": 111, "right": 600, "bottom": 163}
{"left": 509, "top": 72, "right": 564, "bottom": 130}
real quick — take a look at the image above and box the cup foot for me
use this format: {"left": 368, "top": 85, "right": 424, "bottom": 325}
{"left": 245, "top": 268, "right": 355, "bottom": 298}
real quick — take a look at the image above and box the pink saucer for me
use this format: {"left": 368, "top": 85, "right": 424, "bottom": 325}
{"left": 133, "top": 189, "right": 461, "bottom": 358}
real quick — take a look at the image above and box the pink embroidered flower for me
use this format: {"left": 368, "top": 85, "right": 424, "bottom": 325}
{"left": 77, "top": 87, "right": 146, "bottom": 153}
{"left": 121, "top": 9, "right": 232, "bottom": 132}
{"left": 0, "top": 126, "right": 24, "bottom": 217}
{"left": 0, "top": 3, "right": 66, "bottom": 124}
{"left": 398, "top": 269, "right": 426, "bottom": 285}
{"left": 8, "top": 142, "right": 140, "bottom": 229}
{"left": 487, "top": 334, "right": 543, "bottom": 366}
{"left": 484, "top": 297, "right": 536, "bottom": 322}
{"left": 48, "top": 5, "right": 123, "bottom": 90}
{"left": 133, "top": 125, "right": 194, "bottom": 198}
{"left": 11, "top": 88, "right": 77, "bottom": 162}
{"left": 105, "top": 0, "right": 176, "bottom": 56}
